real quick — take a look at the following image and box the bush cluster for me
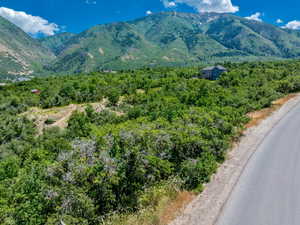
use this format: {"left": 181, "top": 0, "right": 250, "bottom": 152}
{"left": 1, "top": 60, "right": 300, "bottom": 224}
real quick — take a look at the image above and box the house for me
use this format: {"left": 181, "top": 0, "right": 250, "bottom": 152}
{"left": 31, "top": 89, "right": 41, "bottom": 94}
{"left": 201, "top": 65, "right": 227, "bottom": 80}
{"left": 102, "top": 70, "right": 117, "bottom": 74}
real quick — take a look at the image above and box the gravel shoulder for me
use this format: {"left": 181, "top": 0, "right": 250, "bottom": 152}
{"left": 169, "top": 93, "right": 300, "bottom": 225}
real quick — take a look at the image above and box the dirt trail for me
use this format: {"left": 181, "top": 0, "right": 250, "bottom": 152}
{"left": 169, "top": 93, "right": 300, "bottom": 225}
{"left": 22, "top": 99, "right": 121, "bottom": 134}
{"left": 49, "top": 104, "right": 79, "bottom": 129}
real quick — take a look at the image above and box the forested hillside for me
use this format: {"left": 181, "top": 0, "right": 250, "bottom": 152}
{"left": 1, "top": 60, "right": 300, "bottom": 224}
{"left": 39, "top": 32, "right": 76, "bottom": 55}
{"left": 2, "top": 12, "right": 300, "bottom": 77}
{"left": 44, "top": 12, "right": 300, "bottom": 74}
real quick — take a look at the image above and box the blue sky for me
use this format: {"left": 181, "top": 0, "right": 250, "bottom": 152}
{"left": 0, "top": 0, "right": 300, "bottom": 36}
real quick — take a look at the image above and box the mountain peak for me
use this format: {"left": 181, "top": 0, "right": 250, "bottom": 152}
{"left": 2, "top": 12, "right": 300, "bottom": 76}
{"left": 41, "top": 12, "right": 300, "bottom": 74}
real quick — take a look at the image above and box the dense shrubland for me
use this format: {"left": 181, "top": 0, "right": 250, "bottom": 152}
{"left": 1, "top": 60, "right": 300, "bottom": 224}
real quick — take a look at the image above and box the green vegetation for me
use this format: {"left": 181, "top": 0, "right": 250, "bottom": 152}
{"left": 39, "top": 32, "right": 76, "bottom": 55}
{"left": 3, "top": 12, "right": 300, "bottom": 77}
{"left": 1, "top": 60, "right": 300, "bottom": 224}
{"left": 44, "top": 12, "right": 300, "bottom": 74}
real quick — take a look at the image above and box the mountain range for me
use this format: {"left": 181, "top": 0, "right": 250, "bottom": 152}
{"left": 1, "top": 12, "right": 300, "bottom": 76}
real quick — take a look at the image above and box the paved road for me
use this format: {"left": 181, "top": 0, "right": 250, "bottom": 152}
{"left": 216, "top": 101, "right": 300, "bottom": 225}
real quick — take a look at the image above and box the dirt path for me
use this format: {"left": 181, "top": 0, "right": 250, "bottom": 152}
{"left": 169, "top": 93, "right": 300, "bottom": 225}
{"left": 22, "top": 99, "right": 122, "bottom": 134}
{"left": 49, "top": 104, "right": 79, "bottom": 129}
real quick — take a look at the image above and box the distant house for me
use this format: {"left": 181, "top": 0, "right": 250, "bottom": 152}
{"left": 102, "top": 70, "right": 117, "bottom": 74}
{"left": 31, "top": 89, "right": 41, "bottom": 94}
{"left": 201, "top": 65, "right": 227, "bottom": 80}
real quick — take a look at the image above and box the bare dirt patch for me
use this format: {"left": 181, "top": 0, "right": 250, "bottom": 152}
{"left": 160, "top": 192, "right": 196, "bottom": 225}
{"left": 136, "top": 89, "right": 145, "bottom": 94}
{"left": 22, "top": 99, "right": 124, "bottom": 134}
{"left": 246, "top": 93, "right": 298, "bottom": 129}
{"left": 121, "top": 54, "right": 136, "bottom": 61}
{"left": 99, "top": 48, "right": 105, "bottom": 55}
{"left": 246, "top": 108, "right": 275, "bottom": 129}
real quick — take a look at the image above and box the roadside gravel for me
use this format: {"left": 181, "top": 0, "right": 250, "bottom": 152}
{"left": 169, "top": 93, "right": 300, "bottom": 225}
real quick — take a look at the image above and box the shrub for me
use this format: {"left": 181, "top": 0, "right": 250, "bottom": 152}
{"left": 180, "top": 152, "right": 218, "bottom": 191}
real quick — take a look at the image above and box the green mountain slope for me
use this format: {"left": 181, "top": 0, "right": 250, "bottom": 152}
{"left": 2, "top": 12, "right": 299, "bottom": 75}
{"left": 48, "top": 22, "right": 160, "bottom": 73}
{"left": 39, "top": 32, "right": 76, "bottom": 55}
{"left": 45, "top": 12, "right": 300, "bottom": 74}
{"left": 206, "top": 14, "right": 300, "bottom": 57}
{"left": 0, "top": 16, "right": 55, "bottom": 76}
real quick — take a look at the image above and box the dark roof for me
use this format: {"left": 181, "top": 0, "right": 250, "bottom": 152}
{"left": 202, "top": 65, "right": 227, "bottom": 71}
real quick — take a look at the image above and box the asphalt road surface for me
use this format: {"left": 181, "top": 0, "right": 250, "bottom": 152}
{"left": 216, "top": 101, "right": 300, "bottom": 225}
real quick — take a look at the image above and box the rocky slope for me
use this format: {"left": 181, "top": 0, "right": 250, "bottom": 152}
{"left": 0, "top": 16, "right": 55, "bottom": 76}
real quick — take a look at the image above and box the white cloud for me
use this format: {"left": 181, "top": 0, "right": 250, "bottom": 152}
{"left": 168, "top": 1, "right": 177, "bottom": 7}
{"left": 162, "top": 0, "right": 239, "bottom": 13}
{"left": 276, "top": 19, "right": 283, "bottom": 24}
{"left": 0, "top": 7, "right": 59, "bottom": 36}
{"left": 283, "top": 20, "right": 300, "bottom": 30}
{"left": 162, "top": 1, "right": 177, "bottom": 8}
{"left": 245, "top": 12, "right": 262, "bottom": 22}
{"left": 146, "top": 10, "right": 153, "bottom": 15}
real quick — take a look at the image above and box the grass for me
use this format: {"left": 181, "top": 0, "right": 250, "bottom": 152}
{"left": 103, "top": 178, "right": 195, "bottom": 225}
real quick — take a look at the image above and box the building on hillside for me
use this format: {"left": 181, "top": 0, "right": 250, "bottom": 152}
{"left": 201, "top": 65, "right": 227, "bottom": 80}
{"left": 31, "top": 89, "right": 41, "bottom": 94}
{"left": 102, "top": 70, "right": 117, "bottom": 74}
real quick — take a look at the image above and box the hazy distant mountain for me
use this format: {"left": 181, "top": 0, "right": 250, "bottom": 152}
{"left": 0, "top": 16, "right": 55, "bottom": 76}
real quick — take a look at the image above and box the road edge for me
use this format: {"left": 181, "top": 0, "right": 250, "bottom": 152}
{"left": 169, "top": 93, "right": 300, "bottom": 225}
